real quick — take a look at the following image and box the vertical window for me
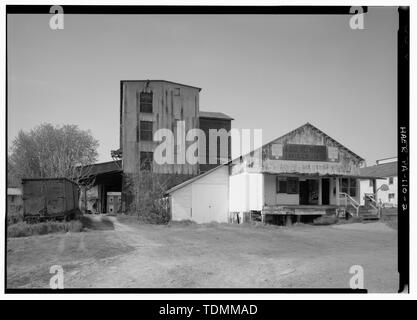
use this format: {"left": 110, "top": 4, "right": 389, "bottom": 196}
{"left": 287, "top": 178, "right": 299, "bottom": 194}
{"left": 140, "top": 121, "right": 153, "bottom": 141}
{"left": 140, "top": 152, "right": 153, "bottom": 171}
{"left": 140, "top": 92, "right": 153, "bottom": 113}
{"left": 339, "top": 178, "right": 357, "bottom": 197}
{"left": 388, "top": 177, "right": 394, "bottom": 185}
{"left": 340, "top": 178, "right": 349, "bottom": 194}
{"left": 349, "top": 178, "right": 357, "bottom": 197}
{"left": 174, "top": 88, "right": 180, "bottom": 96}
{"left": 369, "top": 180, "right": 373, "bottom": 187}
{"left": 276, "top": 177, "right": 287, "bottom": 194}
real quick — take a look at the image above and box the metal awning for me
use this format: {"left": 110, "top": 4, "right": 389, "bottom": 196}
{"left": 262, "top": 172, "right": 385, "bottom": 180}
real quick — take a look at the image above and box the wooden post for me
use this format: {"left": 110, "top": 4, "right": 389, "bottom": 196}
{"left": 335, "top": 177, "right": 340, "bottom": 206}
{"left": 286, "top": 214, "right": 292, "bottom": 226}
{"left": 83, "top": 187, "right": 87, "bottom": 214}
{"left": 318, "top": 178, "right": 322, "bottom": 205}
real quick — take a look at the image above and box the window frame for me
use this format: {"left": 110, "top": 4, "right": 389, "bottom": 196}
{"left": 139, "top": 92, "right": 153, "bottom": 113}
{"left": 287, "top": 178, "right": 299, "bottom": 194}
{"left": 276, "top": 177, "right": 287, "bottom": 194}
{"left": 349, "top": 178, "right": 357, "bottom": 197}
{"left": 339, "top": 178, "right": 357, "bottom": 197}
{"left": 140, "top": 151, "right": 153, "bottom": 171}
{"left": 139, "top": 121, "right": 153, "bottom": 141}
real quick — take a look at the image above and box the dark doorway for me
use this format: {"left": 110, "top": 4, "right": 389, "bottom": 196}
{"left": 299, "top": 180, "right": 309, "bottom": 205}
{"left": 322, "top": 178, "right": 330, "bottom": 205}
{"left": 299, "top": 179, "right": 320, "bottom": 205}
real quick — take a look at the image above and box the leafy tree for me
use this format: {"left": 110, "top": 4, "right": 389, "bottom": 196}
{"left": 8, "top": 123, "right": 99, "bottom": 187}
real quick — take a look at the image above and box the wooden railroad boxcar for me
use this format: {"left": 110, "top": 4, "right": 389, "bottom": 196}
{"left": 22, "top": 178, "right": 79, "bottom": 222}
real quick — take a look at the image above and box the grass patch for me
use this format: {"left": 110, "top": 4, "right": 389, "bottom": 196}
{"left": 7, "top": 220, "right": 84, "bottom": 238}
{"left": 313, "top": 215, "right": 338, "bottom": 226}
{"left": 7, "top": 210, "right": 24, "bottom": 225}
{"left": 167, "top": 219, "right": 197, "bottom": 227}
{"left": 381, "top": 215, "right": 397, "bottom": 230}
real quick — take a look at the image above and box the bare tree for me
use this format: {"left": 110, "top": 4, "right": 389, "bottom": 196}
{"left": 8, "top": 123, "right": 99, "bottom": 188}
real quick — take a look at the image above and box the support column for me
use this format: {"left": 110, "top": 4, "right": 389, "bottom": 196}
{"left": 335, "top": 177, "right": 340, "bottom": 206}
{"left": 286, "top": 214, "right": 292, "bottom": 226}
{"left": 318, "top": 178, "right": 322, "bottom": 205}
{"left": 83, "top": 187, "right": 87, "bottom": 214}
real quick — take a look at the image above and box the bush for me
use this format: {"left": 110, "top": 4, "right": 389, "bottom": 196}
{"left": 167, "top": 219, "right": 196, "bottom": 227}
{"left": 7, "top": 210, "right": 24, "bottom": 225}
{"left": 137, "top": 205, "right": 171, "bottom": 224}
{"left": 313, "top": 215, "right": 338, "bottom": 226}
{"left": 7, "top": 220, "right": 84, "bottom": 238}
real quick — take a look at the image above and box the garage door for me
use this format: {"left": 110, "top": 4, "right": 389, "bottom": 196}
{"left": 192, "top": 184, "right": 228, "bottom": 223}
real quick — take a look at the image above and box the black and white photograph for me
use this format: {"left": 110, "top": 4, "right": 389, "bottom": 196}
{"left": 3, "top": 2, "right": 410, "bottom": 298}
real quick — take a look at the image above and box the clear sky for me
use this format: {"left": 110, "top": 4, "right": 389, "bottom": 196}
{"left": 7, "top": 7, "right": 398, "bottom": 166}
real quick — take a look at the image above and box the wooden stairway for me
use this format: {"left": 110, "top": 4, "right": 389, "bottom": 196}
{"left": 358, "top": 206, "right": 380, "bottom": 221}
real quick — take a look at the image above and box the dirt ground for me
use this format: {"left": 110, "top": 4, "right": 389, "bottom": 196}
{"left": 6, "top": 215, "right": 398, "bottom": 292}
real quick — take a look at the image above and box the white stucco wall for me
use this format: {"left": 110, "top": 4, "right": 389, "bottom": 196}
{"left": 359, "top": 177, "right": 397, "bottom": 206}
{"left": 229, "top": 172, "right": 263, "bottom": 212}
{"left": 170, "top": 165, "right": 229, "bottom": 223}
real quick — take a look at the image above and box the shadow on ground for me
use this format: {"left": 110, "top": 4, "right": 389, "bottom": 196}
{"left": 80, "top": 215, "right": 115, "bottom": 231}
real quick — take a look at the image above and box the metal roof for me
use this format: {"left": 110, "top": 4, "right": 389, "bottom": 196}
{"left": 166, "top": 163, "right": 229, "bottom": 194}
{"left": 79, "top": 160, "right": 122, "bottom": 177}
{"left": 120, "top": 80, "right": 202, "bottom": 91}
{"left": 199, "top": 111, "right": 234, "bottom": 120}
{"left": 359, "top": 161, "right": 397, "bottom": 178}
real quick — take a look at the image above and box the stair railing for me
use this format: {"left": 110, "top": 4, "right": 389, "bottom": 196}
{"left": 364, "top": 194, "right": 382, "bottom": 218}
{"left": 339, "top": 192, "right": 360, "bottom": 217}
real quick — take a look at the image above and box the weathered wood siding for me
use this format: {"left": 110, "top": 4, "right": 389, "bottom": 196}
{"left": 121, "top": 81, "right": 200, "bottom": 176}
{"left": 231, "top": 123, "right": 363, "bottom": 176}
{"left": 22, "top": 179, "right": 78, "bottom": 218}
{"left": 199, "top": 117, "right": 232, "bottom": 172}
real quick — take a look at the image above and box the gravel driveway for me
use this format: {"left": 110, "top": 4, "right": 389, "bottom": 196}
{"left": 7, "top": 216, "right": 398, "bottom": 292}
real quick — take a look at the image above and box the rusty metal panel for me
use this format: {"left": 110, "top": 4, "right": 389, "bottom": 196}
{"left": 282, "top": 144, "right": 327, "bottom": 161}
{"left": 22, "top": 180, "right": 46, "bottom": 217}
{"left": 45, "top": 180, "right": 65, "bottom": 215}
{"left": 22, "top": 178, "right": 79, "bottom": 220}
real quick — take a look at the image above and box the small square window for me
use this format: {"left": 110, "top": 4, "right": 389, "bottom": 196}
{"left": 140, "top": 152, "right": 153, "bottom": 171}
{"left": 388, "top": 177, "right": 394, "bottom": 185}
{"left": 388, "top": 193, "right": 395, "bottom": 201}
